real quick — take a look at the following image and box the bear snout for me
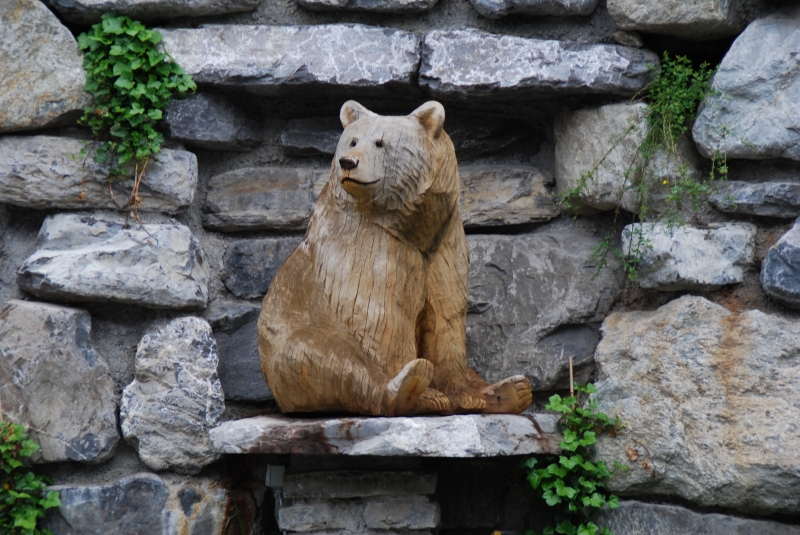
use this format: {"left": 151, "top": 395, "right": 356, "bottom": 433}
{"left": 339, "top": 156, "right": 359, "bottom": 170}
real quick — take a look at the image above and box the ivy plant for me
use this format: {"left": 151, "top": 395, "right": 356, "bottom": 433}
{"left": 559, "top": 53, "right": 722, "bottom": 281}
{"left": 0, "top": 422, "right": 61, "bottom": 535}
{"left": 523, "top": 383, "right": 623, "bottom": 535}
{"left": 77, "top": 12, "right": 196, "bottom": 209}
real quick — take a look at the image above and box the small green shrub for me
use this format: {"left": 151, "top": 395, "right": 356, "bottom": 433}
{"left": 523, "top": 383, "right": 623, "bottom": 535}
{"left": 559, "top": 53, "right": 722, "bottom": 281}
{"left": 0, "top": 422, "right": 61, "bottom": 535}
{"left": 77, "top": 12, "right": 195, "bottom": 209}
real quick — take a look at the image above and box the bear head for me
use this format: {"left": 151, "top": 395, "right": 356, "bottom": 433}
{"left": 327, "top": 101, "right": 459, "bottom": 246}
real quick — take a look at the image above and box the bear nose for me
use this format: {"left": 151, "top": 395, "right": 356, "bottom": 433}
{"left": 339, "top": 157, "right": 359, "bottom": 170}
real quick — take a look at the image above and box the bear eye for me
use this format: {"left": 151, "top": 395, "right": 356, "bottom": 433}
{"left": 375, "top": 140, "right": 384, "bottom": 148}
{"left": 350, "top": 139, "right": 357, "bottom": 147}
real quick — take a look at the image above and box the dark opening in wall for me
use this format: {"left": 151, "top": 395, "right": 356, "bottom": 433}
{"left": 639, "top": 34, "right": 737, "bottom": 70}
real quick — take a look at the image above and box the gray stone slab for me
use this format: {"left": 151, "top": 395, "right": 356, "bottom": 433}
{"left": 420, "top": 29, "right": 658, "bottom": 100}
{"left": 282, "top": 118, "right": 343, "bottom": 156}
{"left": 595, "top": 295, "right": 800, "bottom": 514}
{"left": 281, "top": 113, "right": 535, "bottom": 160}
{"left": 221, "top": 237, "right": 303, "bottom": 299}
{"left": 47, "top": 474, "right": 169, "bottom": 535}
{"left": 466, "top": 233, "right": 621, "bottom": 391}
{"left": 208, "top": 303, "right": 273, "bottom": 401}
{"left": 159, "top": 25, "right": 423, "bottom": 97}
{"left": 761, "top": 218, "right": 800, "bottom": 309}
{"left": 0, "top": 0, "right": 91, "bottom": 133}
{"left": 461, "top": 166, "right": 559, "bottom": 228}
{"left": 596, "top": 501, "right": 800, "bottom": 535}
{"left": 709, "top": 181, "right": 800, "bottom": 218}
{"left": 296, "top": 0, "right": 438, "bottom": 12}
{"left": 0, "top": 300, "right": 119, "bottom": 463}
{"left": 205, "top": 165, "right": 554, "bottom": 233}
{"left": 18, "top": 213, "right": 208, "bottom": 309}
{"left": 693, "top": 7, "right": 800, "bottom": 161}
{"left": 0, "top": 136, "right": 197, "bottom": 214}
{"left": 622, "top": 222, "right": 757, "bottom": 290}
{"left": 164, "top": 92, "right": 262, "bottom": 152}
{"left": 121, "top": 317, "right": 225, "bottom": 474}
{"left": 46, "top": 474, "right": 229, "bottom": 535}
{"left": 470, "top": 0, "right": 599, "bottom": 18}
{"left": 283, "top": 471, "right": 437, "bottom": 498}
{"left": 203, "top": 167, "right": 328, "bottom": 232}
{"left": 555, "top": 102, "right": 702, "bottom": 214}
{"left": 607, "top": 0, "right": 755, "bottom": 40}
{"left": 45, "top": 0, "right": 259, "bottom": 23}
{"left": 364, "top": 496, "right": 439, "bottom": 530}
{"left": 210, "top": 414, "right": 560, "bottom": 456}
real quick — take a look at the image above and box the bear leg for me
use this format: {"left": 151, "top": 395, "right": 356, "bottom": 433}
{"left": 386, "top": 359, "right": 434, "bottom": 416}
{"left": 479, "top": 376, "right": 533, "bottom": 414}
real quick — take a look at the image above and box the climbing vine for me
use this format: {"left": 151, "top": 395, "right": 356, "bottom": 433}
{"left": 559, "top": 53, "right": 723, "bottom": 281}
{"left": 0, "top": 422, "right": 61, "bottom": 535}
{"left": 523, "top": 383, "right": 624, "bottom": 535}
{"left": 77, "top": 11, "right": 196, "bottom": 211}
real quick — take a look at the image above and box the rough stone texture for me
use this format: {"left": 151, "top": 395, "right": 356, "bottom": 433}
{"left": 47, "top": 474, "right": 169, "bottom": 535}
{"left": 364, "top": 497, "right": 440, "bottom": 530}
{"left": 693, "top": 7, "right": 800, "bottom": 161}
{"left": 283, "top": 472, "right": 436, "bottom": 499}
{"left": 469, "top": 0, "right": 599, "bottom": 19}
{"left": 205, "top": 166, "right": 554, "bottom": 233}
{"left": 221, "top": 237, "right": 303, "bottom": 299}
{"left": 120, "top": 317, "right": 225, "bottom": 474}
{"left": 594, "top": 296, "right": 800, "bottom": 515}
{"left": 420, "top": 29, "right": 658, "bottom": 100}
{"left": 18, "top": 214, "right": 208, "bottom": 309}
{"left": 210, "top": 414, "right": 561, "bottom": 456}
{"left": 46, "top": 474, "right": 228, "bottom": 535}
{"left": 164, "top": 92, "right": 262, "bottom": 152}
{"left": 0, "top": 300, "right": 119, "bottom": 463}
{"left": 296, "top": 0, "right": 438, "bottom": 12}
{"left": 622, "top": 222, "right": 757, "bottom": 290}
{"left": 282, "top": 118, "right": 343, "bottom": 156}
{"left": 461, "top": 166, "right": 559, "bottom": 227}
{"left": 709, "top": 181, "right": 800, "bottom": 218}
{"left": 596, "top": 501, "right": 800, "bottom": 535}
{"left": 466, "top": 233, "right": 621, "bottom": 391}
{"left": 607, "top": 0, "right": 752, "bottom": 40}
{"left": 203, "top": 167, "right": 327, "bottom": 232}
{"left": 0, "top": 0, "right": 91, "bottom": 133}
{"left": 208, "top": 303, "right": 273, "bottom": 401}
{"left": 282, "top": 113, "right": 534, "bottom": 160}
{"left": 761, "top": 218, "right": 800, "bottom": 309}
{"left": 160, "top": 25, "right": 423, "bottom": 97}
{"left": 0, "top": 136, "right": 197, "bottom": 213}
{"left": 555, "top": 103, "right": 702, "bottom": 214}
{"left": 279, "top": 496, "right": 439, "bottom": 532}
{"left": 45, "top": 0, "right": 259, "bottom": 23}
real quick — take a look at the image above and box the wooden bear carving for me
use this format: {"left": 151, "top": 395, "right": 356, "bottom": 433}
{"left": 258, "top": 100, "right": 533, "bottom": 416}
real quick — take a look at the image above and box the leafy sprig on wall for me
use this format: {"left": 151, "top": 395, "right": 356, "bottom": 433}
{"left": 77, "top": 12, "right": 195, "bottom": 210}
{"left": 0, "top": 422, "right": 61, "bottom": 535}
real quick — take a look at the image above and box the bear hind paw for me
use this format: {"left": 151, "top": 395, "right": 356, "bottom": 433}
{"left": 480, "top": 375, "right": 532, "bottom": 414}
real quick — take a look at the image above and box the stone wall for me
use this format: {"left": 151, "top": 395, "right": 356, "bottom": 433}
{"left": 2, "top": 0, "right": 800, "bottom": 533}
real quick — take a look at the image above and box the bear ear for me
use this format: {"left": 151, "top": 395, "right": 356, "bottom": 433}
{"left": 340, "top": 100, "right": 377, "bottom": 128}
{"left": 410, "top": 101, "right": 445, "bottom": 138}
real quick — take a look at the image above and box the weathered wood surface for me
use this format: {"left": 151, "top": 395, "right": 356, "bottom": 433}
{"left": 258, "top": 101, "right": 534, "bottom": 416}
{"left": 210, "top": 414, "right": 561, "bottom": 456}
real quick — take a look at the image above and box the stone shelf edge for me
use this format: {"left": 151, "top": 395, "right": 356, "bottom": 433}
{"left": 210, "top": 414, "right": 561, "bottom": 457}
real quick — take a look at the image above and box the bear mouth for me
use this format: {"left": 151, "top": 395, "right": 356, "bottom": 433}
{"left": 342, "top": 177, "right": 379, "bottom": 186}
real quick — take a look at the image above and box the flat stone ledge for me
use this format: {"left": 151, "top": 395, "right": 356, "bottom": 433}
{"left": 160, "top": 24, "right": 423, "bottom": 97}
{"left": 420, "top": 29, "right": 658, "bottom": 100}
{"left": 210, "top": 414, "right": 561, "bottom": 457}
{"left": 45, "top": 0, "right": 259, "bottom": 24}
{"left": 295, "top": 0, "right": 439, "bottom": 12}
